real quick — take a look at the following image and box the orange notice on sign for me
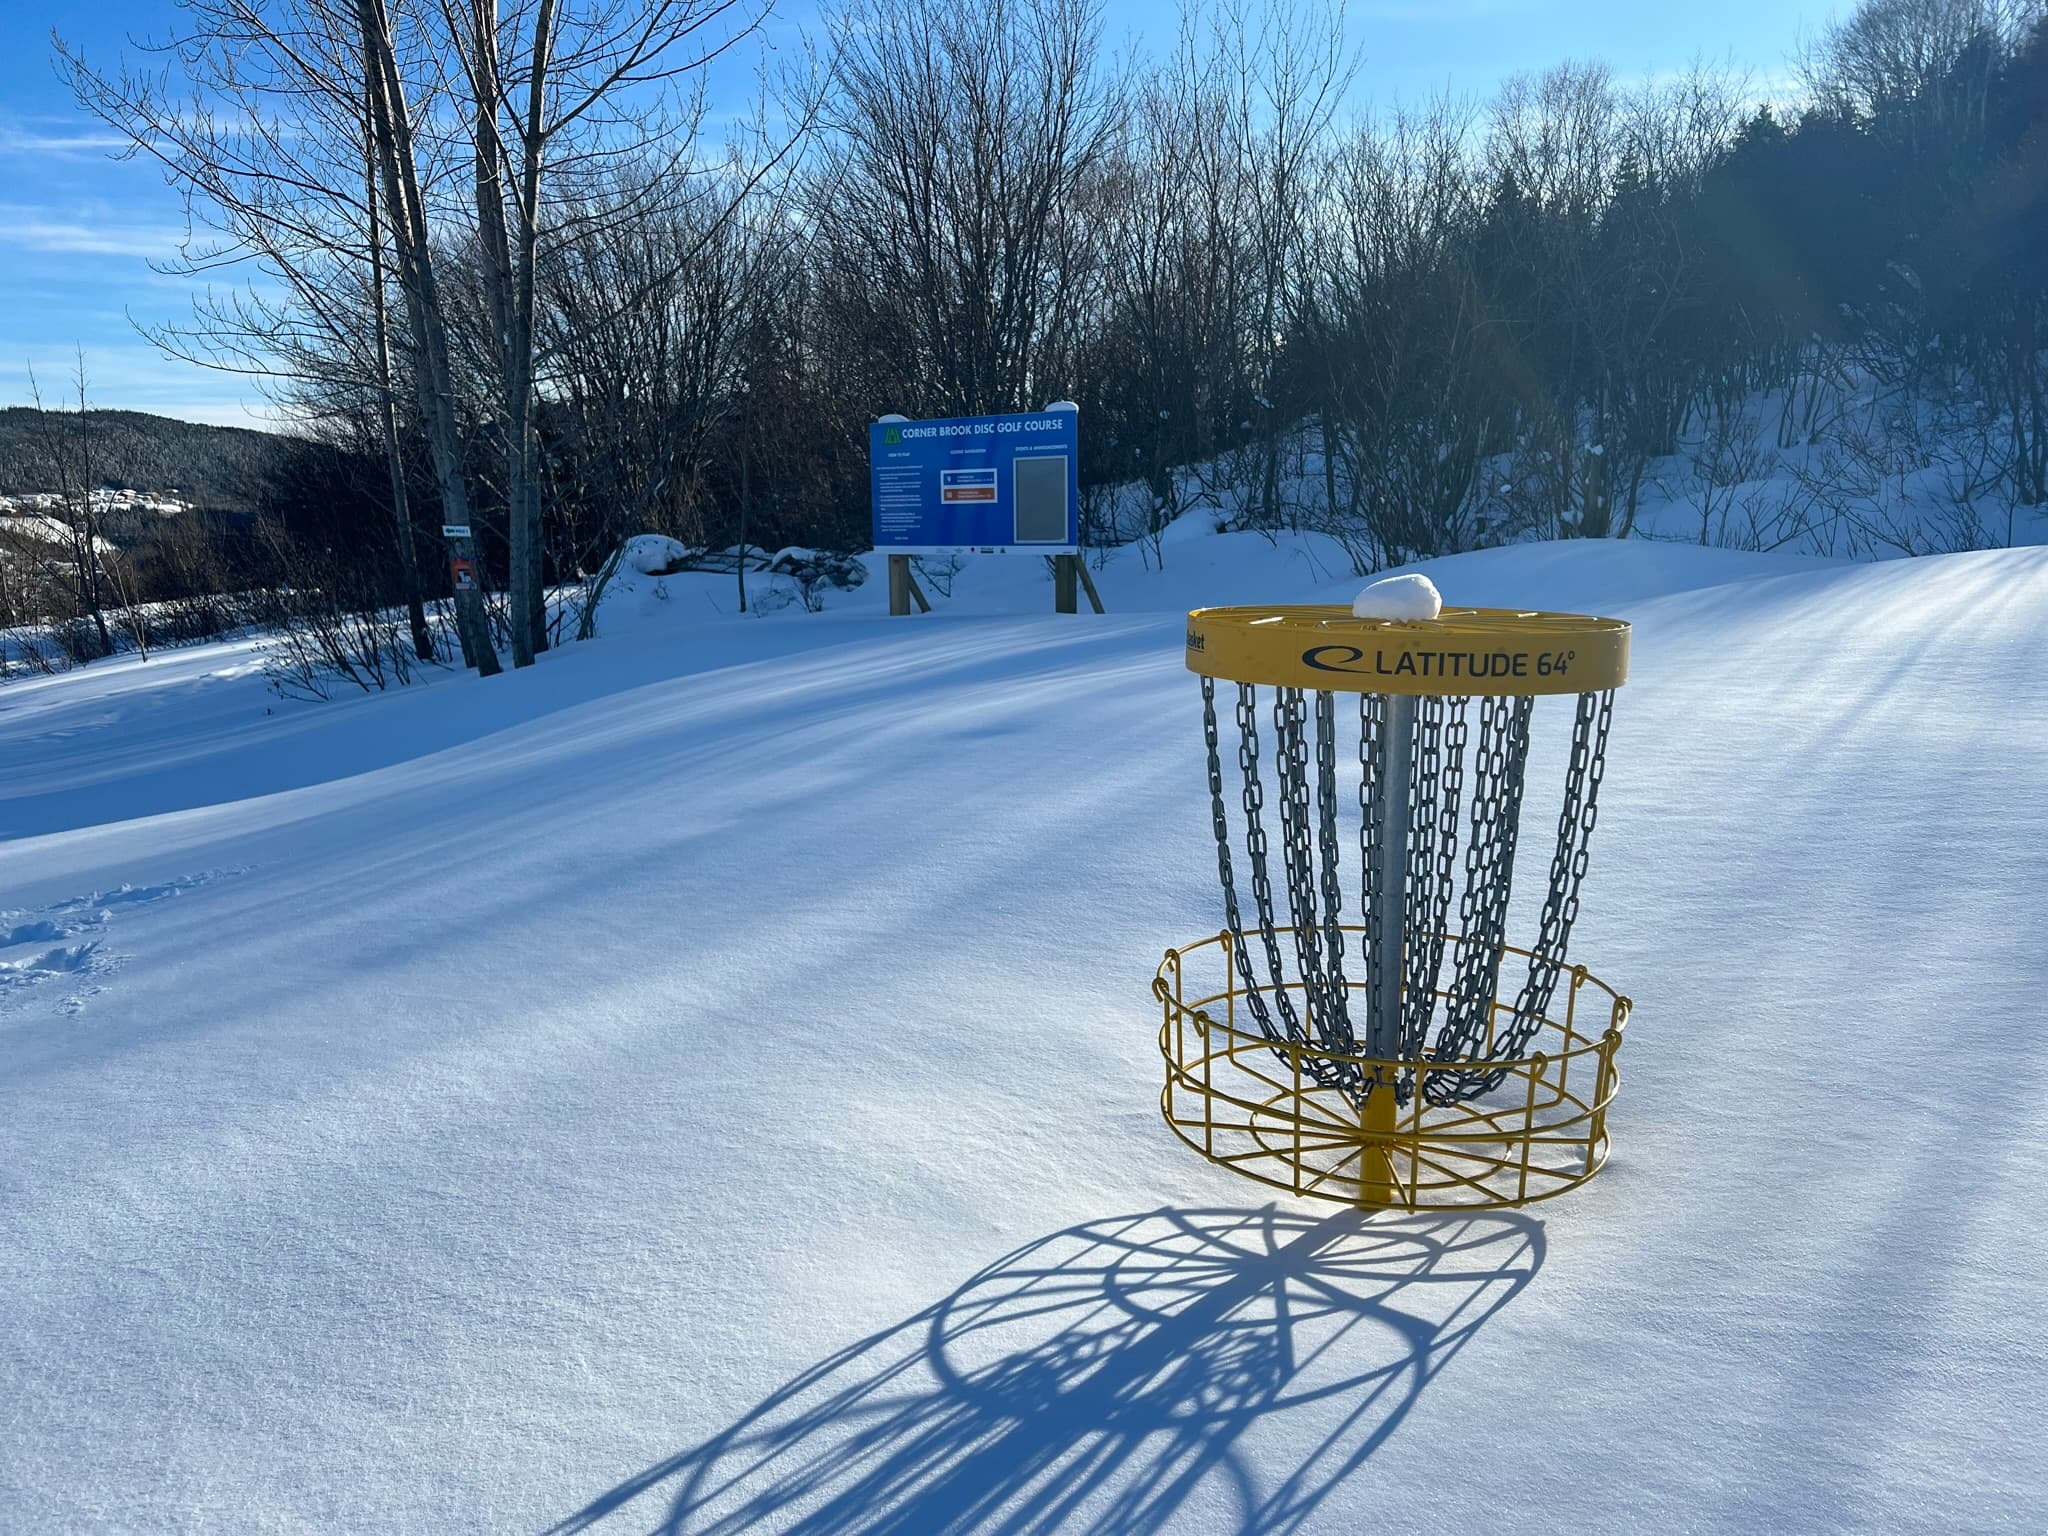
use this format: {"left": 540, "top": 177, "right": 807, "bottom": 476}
{"left": 451, "top": 557, "right": 477, "bottom": 593}
{"left": 940, "top": 468, "right": 999, "bottom": 504}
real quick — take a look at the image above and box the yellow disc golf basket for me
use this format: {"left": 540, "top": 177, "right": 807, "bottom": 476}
{"left": 1155, "top": 602, "right": 1635, "bottom": 1210}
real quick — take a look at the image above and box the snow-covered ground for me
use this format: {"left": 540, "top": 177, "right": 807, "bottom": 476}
{"left": 3, "top": 530, "right": 2045, "bottom": 1532}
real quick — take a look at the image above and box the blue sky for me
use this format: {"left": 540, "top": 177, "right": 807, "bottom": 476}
{"left": 2, "top": 0, "right": 1840, "bottom": 427}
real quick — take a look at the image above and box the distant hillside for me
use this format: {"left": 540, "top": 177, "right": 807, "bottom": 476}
{"left": 0, "top": 408, "right": 282, "bottom": 511}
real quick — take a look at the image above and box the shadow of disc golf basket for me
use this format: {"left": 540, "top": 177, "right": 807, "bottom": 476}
{"left": 1154, "top": 593, "right": 1635, "bottom": 1210}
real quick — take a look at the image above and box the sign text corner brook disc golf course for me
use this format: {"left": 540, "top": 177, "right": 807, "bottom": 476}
{"left": 870, "top": 410, "right": 1080, "bottom": 555}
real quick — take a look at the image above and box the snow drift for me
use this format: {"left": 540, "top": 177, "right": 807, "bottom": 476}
{"left": 2, "top": 534, "right": 2044, "bottom": 1531}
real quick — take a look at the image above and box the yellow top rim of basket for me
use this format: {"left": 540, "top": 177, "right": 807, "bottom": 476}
{"left": 1185, "top": 605, "right": 1629, "bottom": 696}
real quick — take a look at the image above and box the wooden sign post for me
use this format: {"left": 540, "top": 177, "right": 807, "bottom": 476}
{"left": 1054, "top": 553, "right": 1105, "bottom": 615}
{"left": 887, "top": 554, "right": 931, "bottom": 617}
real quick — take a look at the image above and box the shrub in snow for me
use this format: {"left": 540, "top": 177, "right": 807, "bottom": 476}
{"left": 577, "top": 534, "right": 701, "bottom": 639}
{"left": 912, "top": 552, "right": 964, "bottom": 597}
{"left": 623, "top": 535, "right": 692, "bottom": 577}
{"left": 763, "top": 549, "right": 865, "bottom": 612}
{"left": 765, "top": 547, "right": 865, "bottom": 586}
{"left": 263, "top": 604, "right": 438, "bottom": 701}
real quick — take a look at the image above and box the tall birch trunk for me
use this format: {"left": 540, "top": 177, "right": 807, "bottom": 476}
{"left": 363, "top": 83, "right": 435, "bottom": 663}
{"left": 511, "top": 0, "right": 555, "bottom": 659}
{"left": 469, "top": 0, "right": 531, "bottom": 666}
{"left": 470, "top": 0, "right": 551, "bottom": 667}
{"left": 357, "top": 0, "right": 501, "bottom": 676}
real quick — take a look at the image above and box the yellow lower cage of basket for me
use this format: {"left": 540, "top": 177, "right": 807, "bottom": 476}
{"left": 1154, "top": 929, "right": 1632, "bottom": 1211}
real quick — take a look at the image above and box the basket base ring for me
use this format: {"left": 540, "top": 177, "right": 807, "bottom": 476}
{"left": 1155, "top": 930, "right": 1630, "bottom": 1211}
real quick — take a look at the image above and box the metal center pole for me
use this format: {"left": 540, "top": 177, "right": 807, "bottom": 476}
{"left": 1360, "top": 690, "right": 1414, "bottom": 1207}
{"left": 1370, "top": 692, "right": 1415, "bottom": 1061}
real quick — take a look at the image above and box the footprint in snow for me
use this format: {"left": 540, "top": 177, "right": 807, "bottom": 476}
{"left": 0, "top": 869, "right": 244, "bottom": 1016}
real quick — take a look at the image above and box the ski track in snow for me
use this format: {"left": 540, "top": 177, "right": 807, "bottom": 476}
{"left": 1, "top": 537, "right": 2045, "bottom": 1533}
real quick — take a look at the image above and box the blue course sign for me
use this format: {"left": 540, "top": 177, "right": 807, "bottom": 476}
{"left": 870, "top": 410, "right": 1080, "bottom": 554}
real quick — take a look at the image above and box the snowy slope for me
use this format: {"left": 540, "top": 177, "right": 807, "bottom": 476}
{"left": 2, "top": 537, "right": 2045, "bottom": 1533}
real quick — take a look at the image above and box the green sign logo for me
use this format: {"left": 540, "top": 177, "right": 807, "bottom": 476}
{"left": 884, "top": 426, "right": 902, "bottom": 444}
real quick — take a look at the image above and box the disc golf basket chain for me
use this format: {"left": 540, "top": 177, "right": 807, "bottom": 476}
{"left": 1154, "top": 604, "right": 1635, "bottom": 1209}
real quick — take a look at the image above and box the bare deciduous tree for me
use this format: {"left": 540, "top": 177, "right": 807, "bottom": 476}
{"left": 22, "top": 356, "right": 149, "bottom": 660}
{"left": 816, "top": 0, "right": 1121, "bottom": 417}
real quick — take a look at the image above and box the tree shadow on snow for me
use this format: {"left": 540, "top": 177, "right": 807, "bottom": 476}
{"left": 548, "top": 1205, "right": 1542, "bottom": 1534}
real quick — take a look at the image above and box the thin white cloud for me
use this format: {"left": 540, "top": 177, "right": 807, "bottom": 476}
{"left": 0, "top": 126, "right": 135, "bottom": 156}
{"left": 0, "top": 109, "right": 143, "bottom": 158}
{"left": 0, "top": 204, "right": 188, "bottom": 257}
{"left": 0, "top": 339, "right": 273, "bottom": 428}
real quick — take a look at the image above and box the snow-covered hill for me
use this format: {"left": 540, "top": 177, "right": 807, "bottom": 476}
{"left": 3, "top": 535, "right": 2044, "bottom": 1531}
